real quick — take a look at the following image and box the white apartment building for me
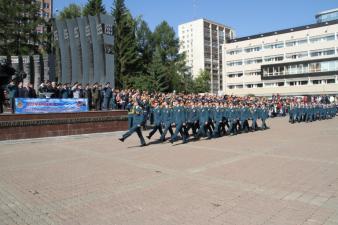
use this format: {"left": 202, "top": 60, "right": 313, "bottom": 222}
{"left": 178, "top": 19, "right": 235, "bottom": 93}
{"left": 222, "top": 18, "right": 338, "bottom": 96}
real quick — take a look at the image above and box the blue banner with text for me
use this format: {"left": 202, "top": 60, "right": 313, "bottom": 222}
{"left": 15, "top": 98, "right": 89, "bottom": 114}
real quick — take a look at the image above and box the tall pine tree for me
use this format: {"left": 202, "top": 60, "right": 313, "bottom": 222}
{"left": 193, "top": 70, "right": 211, "bottom": 93}
{"left": 112, "top": 0, "right": 139, "bottom": 88}
{"left": 135, "top": 17, "right": 154, "bottom": 76}
{"left": 152, "top": 21, "right": 188, "bottom": 92}
{"left": 0, "top": 0, "right": 14, "bottom": 55}
{"left": 83, "top": 0, "right": 106, "bottom": 16}
{"left": 0, "top": 0, "right": 42, "bottom": 55}
{"left": 148, "top": 47, "right": 169, "bottom": 92}
{"left": 58, "top": 4, "right": 82, "bottom": 20}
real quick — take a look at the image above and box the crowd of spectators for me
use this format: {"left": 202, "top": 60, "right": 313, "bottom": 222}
{"left": 0, "top": 80, "right": 337, "bottom": 114}
{"left": 1, "top": 80, "right": 128, "bottom": 113}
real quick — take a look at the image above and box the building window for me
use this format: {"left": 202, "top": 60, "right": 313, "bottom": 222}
{"left": 310, "top": 48, "right": 335, "bottom": 57}
{"left": 327, "top": 79, "right": 336, "bottom": 84}
{"left": 264, "top": 42, "right": 284, "bottom": 50}
{"left": 264, "top": 55, "right": 284, "bottom": 62}
{"left": 226, "top": 48, "right": 242, "bottom": 55}
{"left": 244, "top": 45, "right": 262, "bottom": 53}
{"left": 264, "top": 83, "right": 275, "bottom": 87}
{"left": 43, "top": 3, "right": 49, "bottom": 8}
{"left": 244, "top": 70, "right": 261, "bottom": 76}
{"left": 285, "top": 38, "right": 308, "bottom": 47}
{"left": 309, "top": 34, "right": 335, "bottom": 43}
{"left": 285, "top": 51, "right": 308, "bottom": 60}
{"left": 309, "top": 63, "right": 321, "bottom": 73}
{"left": 262, "top": 59, "right": 338, "bottom": 77}
{"left": 226, "top": 60, "right": 243, "bottom": 67}
{"left": 312, "top": 80, "right": 322, "bottom": 85}
{"left": 245, "top": 57, "right": 262, "bottom": 65}
{"left": 227, "top": 72, "right": 243, "bottom": 78}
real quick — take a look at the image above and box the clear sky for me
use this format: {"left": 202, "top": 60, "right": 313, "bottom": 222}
{"left": 54, "top": 0, "right": 338, "bottom": 37}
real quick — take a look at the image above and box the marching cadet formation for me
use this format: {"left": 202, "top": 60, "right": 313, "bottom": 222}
{"left": 119, "top": 97, "right": 270, "bottom": 146}
{"left": 289, "top": 103, "right": 337, "bottom": 123}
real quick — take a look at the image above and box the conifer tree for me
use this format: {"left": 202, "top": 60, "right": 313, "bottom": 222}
{"left": 83, "top": 0, "right": 106, "bottom": 16}
{"left": 112, "top": 0, "right": 139, "bottom": 88}
{"left": 0, "top": 0, "right": 42, "bottom": 55}
{"left": 58, "top": 4, "right": 82, "bottom": 20}
{"left": 148, "top": 47, "right": 169, "bottom": 92}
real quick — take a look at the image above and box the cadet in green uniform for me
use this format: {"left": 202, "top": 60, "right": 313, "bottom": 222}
{"left": 146, "top": 101, "right": 163, "bottom": 140}
{"left": 212, "top": 101, "right": 223, "bottom": 137}
{"left": 222, "top": 103, "right": 230, "bottom": 134}
{"left": 185, "top": 101, "right": 199, "bottom": 138}
{"left": 198, "top": 101, "right": 212, "bottom": 139}
{"left": 160, "top": 101, "right": 174, "bottom": 142}
{"left": 251, "top": 104, "right": 259, "bottom": 131}
{"left": 229, "top": 105, "right": 240, "bottom": 135}
{"left": 259, "top": 104, "right": 269, "bottom": 129}
{"left": 239, "top": 104, "right": 250, "bottom": 133}
{"left": 126, "top": 101, "right": 135, "bottom": 129}
{"left": 171, "top": 100, "right": 188, "bottom": 144}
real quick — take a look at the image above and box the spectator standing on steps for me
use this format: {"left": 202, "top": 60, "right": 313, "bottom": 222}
{"left": 91, "top": 83, "right": 101, "bottom": 111}
{"left": 72, "top": 83, "right": 84, "bottom": 99}
{"left": 102, "top": 82, "right": 112, "bottom": 110}
{"left": 0, "top": 86, "right": 5, "bottom": 114}
{"left": 6, "top": 80, "right": 17, "bottom": 113}
{"left": 84, "top": 84, "right": 93, "bottom": 110}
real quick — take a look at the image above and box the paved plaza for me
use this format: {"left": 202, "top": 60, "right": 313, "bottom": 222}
{"left": 0, "top": 117, "right": 338, "bottom": 225}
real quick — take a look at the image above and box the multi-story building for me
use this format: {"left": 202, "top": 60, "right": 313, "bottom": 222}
{"left": 39, "top": 0, "right": 52, "bottom": 19}
{"left": 222, "top": 12, "right": 338, "bottom": 96}
{"left": 178, "top": 19, "right": 235, "bottom": 93}
{"left": 36, "top": 0, "right": 53, "bottom": 33}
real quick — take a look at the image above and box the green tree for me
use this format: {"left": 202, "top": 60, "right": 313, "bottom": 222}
{"left": 112, "top": 0, "right": 139, "bottom": 88}
{"left": 135, "top": 17, "right": 154, "bottom": 76}
{"left": 153, "top": 21, "right": 180, "bottom": 62}
{"left": 148, "top": 47, "right": 169, "bottom": 92}
{"left": 152, "top": 21, "right": 188, "bottom": 92}
{"left": 175, "top": 53, "right": 194, "bottom": 93}
{"left": 193, "top": 70, "right": 211, "bottom": 93}
{"left": 129, "top": 74, "right": 155, "bottom": 92}
{"left": 0, "top": 0, "right": 43, "bottom": 56}
{"left": 83, "top": 0, "right": 106, "bottom": 16}
{"left": 0, "top": 0, "right": 14, "bottom": 55}
{"left": 58, "top": 4, "right": 82, "bottom": 20}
